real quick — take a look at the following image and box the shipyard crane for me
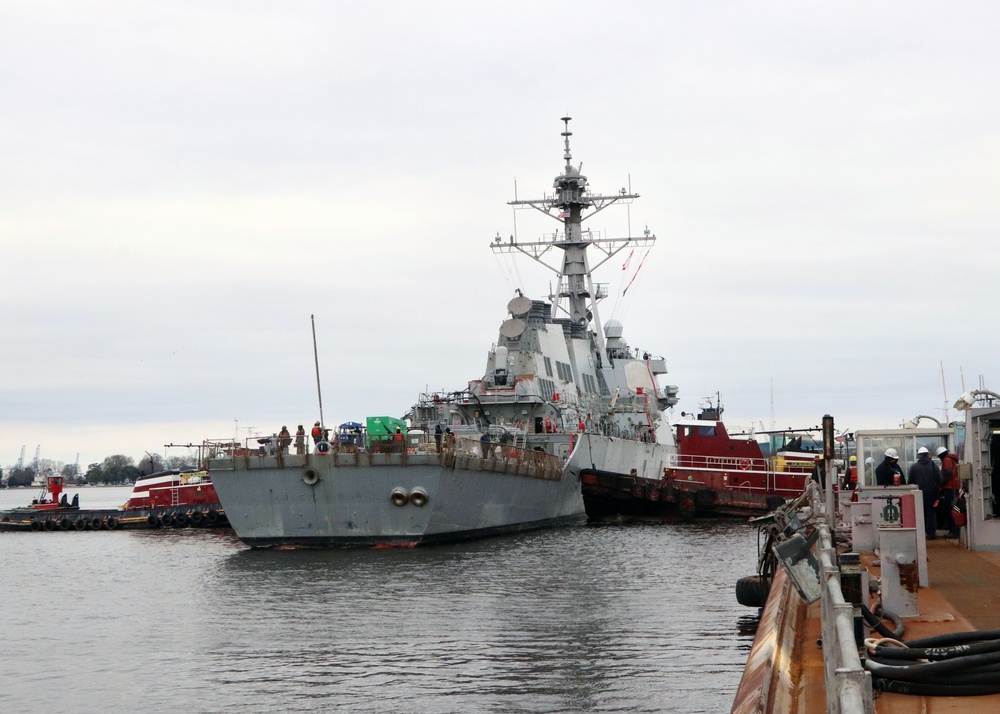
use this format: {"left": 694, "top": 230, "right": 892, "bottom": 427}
{"left": 16, "top": 445, "right": 25, "bottom": 469}
{"left": 32, "top": 445, "right": 40, "bottom": 471}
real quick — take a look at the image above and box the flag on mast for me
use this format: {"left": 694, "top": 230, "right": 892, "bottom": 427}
{"left": 621, "top": 248, "right": 634, "bottom": 271}
{"left": 623, "top": 258, "right": 645, "bottom": 295}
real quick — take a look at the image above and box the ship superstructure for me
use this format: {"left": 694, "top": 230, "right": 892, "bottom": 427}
{"left": 410, "top": 117, "right": 679, "bottom": 474}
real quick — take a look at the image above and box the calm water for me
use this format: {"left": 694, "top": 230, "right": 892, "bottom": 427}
{"left": 1, "top": 486, "right": 759, "bottom": 713}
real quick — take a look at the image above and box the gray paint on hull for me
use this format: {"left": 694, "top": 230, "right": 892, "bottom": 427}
{"left": 210, "top": 452, "right": 585, "bottom": 547}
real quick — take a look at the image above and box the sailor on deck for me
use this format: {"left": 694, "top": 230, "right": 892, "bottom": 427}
{"left": 875, "top": 448, "right": 904, "bottom": 486}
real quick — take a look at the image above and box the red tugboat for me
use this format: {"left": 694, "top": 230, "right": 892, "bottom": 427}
{"left": 580, "top": 402, "right": 820, "bottom": 520}
{"left": 0, "top": 470, "right": 228, "bottom": 531}
{"left": 117, "top": 469, "right": 228, "bottom": 529}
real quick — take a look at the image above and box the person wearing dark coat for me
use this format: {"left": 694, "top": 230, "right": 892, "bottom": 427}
{"left": 908, "top": 446, "right": 942, "bottom": 539}
{"left": 875, "top": 448, "right": 905, "bottom": 486}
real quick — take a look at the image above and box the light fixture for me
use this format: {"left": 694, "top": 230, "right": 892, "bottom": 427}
{"left": 954, "top": 390, "right": 1000, "bottom": 411}
{"left": 953, "top": 392, "right": 976, "bottom": 411}
{"left": 902, "top": 415, "right": 942, "bottom": 428}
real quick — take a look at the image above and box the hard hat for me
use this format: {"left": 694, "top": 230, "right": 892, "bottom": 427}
{"left": 917, "top": 446, "right": 929, "bottom": 455}
{"left": 885, "top": 448, "right": 899, "bottom": 459}
{"left": 865, "top": 457, "right": 874, "bottom": 466}
{"left": 849, "top": 455, "right": 857, "bottom": 463}
{"left": 935, "top": 446, "right": 948, "bottom": 456}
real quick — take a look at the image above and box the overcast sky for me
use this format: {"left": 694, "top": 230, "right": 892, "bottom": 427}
{"left": 3, "top": 1, "right": 999, "bottom": 471}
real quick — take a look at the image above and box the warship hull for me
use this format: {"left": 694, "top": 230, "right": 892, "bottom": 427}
{"left": 209, "top": 448, "right": 585, "bottom": 548}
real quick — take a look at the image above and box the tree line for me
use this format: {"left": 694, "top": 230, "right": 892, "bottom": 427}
{"left": 3, "top": 453, "right": 194, "bottom": 487}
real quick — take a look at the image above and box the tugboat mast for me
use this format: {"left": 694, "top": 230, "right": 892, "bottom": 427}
{"left": 493, "top": 117, "right": 655, "bottom": 352}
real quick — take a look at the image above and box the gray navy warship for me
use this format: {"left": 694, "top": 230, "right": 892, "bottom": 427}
{"left": 208, "top": 118, "right": 680, "bottom": 547}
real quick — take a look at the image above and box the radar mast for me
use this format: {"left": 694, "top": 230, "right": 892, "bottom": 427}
{"left": 492, "top": 117, "right": 655, "bottom": 353}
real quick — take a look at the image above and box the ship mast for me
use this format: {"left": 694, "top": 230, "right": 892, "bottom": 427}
{"left": 493, "top": 117, "right": 655, "bottom": 356}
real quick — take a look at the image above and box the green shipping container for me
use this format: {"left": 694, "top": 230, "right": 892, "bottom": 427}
{"left": 366, "top": 416, "right": 407, "bottom": 442}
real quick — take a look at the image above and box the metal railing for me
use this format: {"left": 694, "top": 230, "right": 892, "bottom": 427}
{"left": 203, "top": 434, "right": 566, "bottom": 481}
{"left": 663, "top": 454, "right": 810, "bottom": 498}
{"left": 813, "top": 488, "right": 873, "bottom": 714}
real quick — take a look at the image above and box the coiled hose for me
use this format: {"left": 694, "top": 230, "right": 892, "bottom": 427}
{"left": 864, "top": 623, "right": 1000, "bottom": 696}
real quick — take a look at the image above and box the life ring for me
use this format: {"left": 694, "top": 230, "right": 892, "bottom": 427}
{"left": 302, "top": 468, "right": 320, "bottom": 486}
{"left": 316, "top": 441, "right": 331, "bottom": 454}
{"left": 738, "top": 459, "right": 752, "bottom": 471}
{"left": 409, "top": 488, "right": 428, "bottom": 507}
{"left": 390, "top": 488, "right": 409, "bottom": 507}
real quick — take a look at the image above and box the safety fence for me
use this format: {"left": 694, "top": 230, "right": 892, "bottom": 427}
{"left": 814, "top": 488, "right": 873, "bottom": 714}
{"left": 205, "top": 436, "right": 566, "bottom": 482}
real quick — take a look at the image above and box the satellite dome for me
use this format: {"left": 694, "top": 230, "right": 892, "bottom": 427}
{"left": 604, "top": 319, "right": 624, "bottom": 339}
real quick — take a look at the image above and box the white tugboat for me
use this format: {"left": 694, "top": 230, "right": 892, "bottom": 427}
{"left": 207, "top": 117, "right": 680, "bottom": 547}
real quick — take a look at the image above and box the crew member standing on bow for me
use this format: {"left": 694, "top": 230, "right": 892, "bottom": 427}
{"left": 908, "top": 446, "right": 943, "bottom": 540}
{"left": 875, "top": 448, "right": 905, "bottom": 486}
{"left": 937, "top": 446, "right": 961, "bottom": 538}
{"left": 295, "top": 425, "right": 306, "bottom": 455}
{"left": 311, "top": 421, "right": 323, "bottom": 446}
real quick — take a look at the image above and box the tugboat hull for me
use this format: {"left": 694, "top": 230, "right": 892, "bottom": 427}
{"left": 0, "top": 504, "right": 229, "bottom": 531}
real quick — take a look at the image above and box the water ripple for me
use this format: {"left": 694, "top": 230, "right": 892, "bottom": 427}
{"left": 1, "top": 488, "right": 760, "bottom": 713}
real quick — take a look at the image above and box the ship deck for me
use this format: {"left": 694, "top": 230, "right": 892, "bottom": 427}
{"left": 793, "top": 539, "right": 1000, "bottom": 713}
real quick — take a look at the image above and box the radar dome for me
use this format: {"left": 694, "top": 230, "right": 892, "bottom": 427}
{"left": 499, "top": 318, "right": 526, "bottom": 338}
{"left": 604, "top": 319, "right": 624, "bottom": 339}
{"left": 507, "top": 295, "right": 532, "bottom": 317}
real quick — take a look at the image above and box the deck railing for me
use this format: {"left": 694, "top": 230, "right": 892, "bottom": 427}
{"left": 813, "top": 487, "right": 873, "bottom": 714}
{"left": 204, "top": 435, "right": 565, "bottom": 481}
{"left": 664, "top": 454, "right": 808, "bottom": 498}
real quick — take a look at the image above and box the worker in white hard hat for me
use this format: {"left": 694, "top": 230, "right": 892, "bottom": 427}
{"left": 909, "top": 446, "right": 943, "bottom": 539}
{"left": 936, "top": 445, "right": 961, "bottom": 538}
{"left": 875, "top": 447, "right": 904, "bottom": 486}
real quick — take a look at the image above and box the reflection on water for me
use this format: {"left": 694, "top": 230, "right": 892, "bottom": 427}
{"left": 1, "top": 501, "right": 759, "bottom": 713}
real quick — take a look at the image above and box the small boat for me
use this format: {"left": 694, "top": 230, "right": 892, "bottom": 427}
{"left": 0, "top": 471, "right": 229, "bottom": 532}
{"left": 117, "top": 469, "right": 229, "bottom": 529}
{"left": 581, "top": 400, "right": 819, "bottom": 520}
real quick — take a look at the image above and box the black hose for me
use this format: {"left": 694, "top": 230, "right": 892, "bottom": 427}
{"left": 869, "top": 638, "right": 1000, "bottom": 661}
{"left": 865, "top": 629, "right": 1000, "bottom": 695}
{"left": 874, "top": 679, "right": 1000, "bottom": 696}
{"left": 866, "top": 649, "right": 1000, "bottom": 679}
{"left": 860, "top": 602, "right": 904, "bottom": 639}
{"left": 904, "top": 629, "right": 1000, "bottom": 648}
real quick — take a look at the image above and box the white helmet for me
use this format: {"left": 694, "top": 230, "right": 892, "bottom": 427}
{"left": 917, "top": 446, "right": 929, "bottom": 455}
{"left": 935, "top": 446, "right": 948, "bottom": 457}
{"left": 885, "top": 448, "right": 899, "bottom": 459}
